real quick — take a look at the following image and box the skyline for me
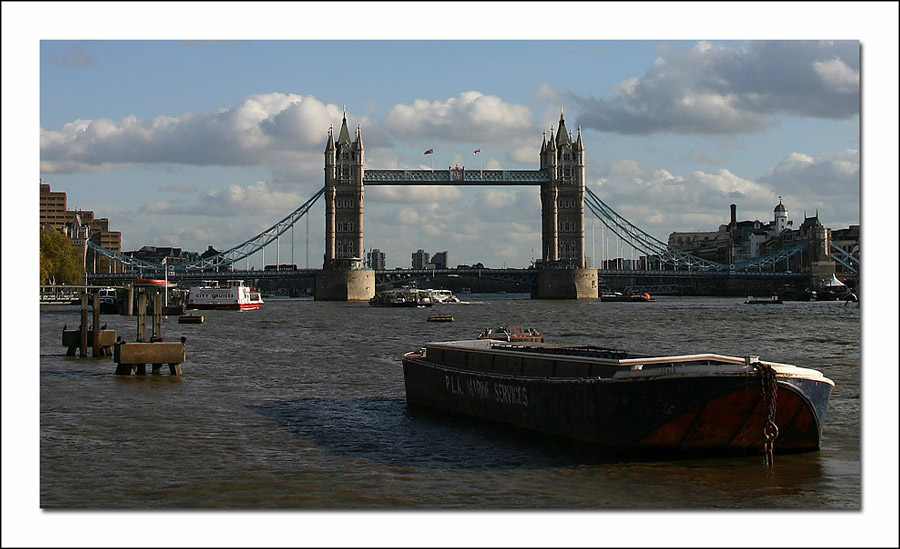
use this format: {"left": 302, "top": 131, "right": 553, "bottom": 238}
{"left": 36, "top": 36, "right": 863, "bottom": 269}
{"left": 5, "top": 3, "right": 899, "bottom": 548}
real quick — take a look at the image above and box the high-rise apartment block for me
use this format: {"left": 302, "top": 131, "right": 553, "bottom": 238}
{"left": 411, "top": 249, "right": 430, "bottom": 270}
{"left": 40, "top": 181, "right": 122, "bottom": 273}
{"left": 430, "top": 251, "right": 448, "bottom": 269}
{"left": 367, "top": 248, "right": 386, "bottom": 270}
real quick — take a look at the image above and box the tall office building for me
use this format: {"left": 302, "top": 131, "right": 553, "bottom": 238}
{"left": 411, "top": 249, "right": 430, "bottom": 269}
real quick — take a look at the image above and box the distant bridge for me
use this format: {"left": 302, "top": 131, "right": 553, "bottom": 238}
{"left": 87, "top": 265, "right": 811, "bottom": 288}
{"left": 86, "top": 183, "right": 819, "bottom": 281}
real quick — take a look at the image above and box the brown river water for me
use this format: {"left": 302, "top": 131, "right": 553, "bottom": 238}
{"left": 25, "top": 294, "right": 879, "bottom": 544}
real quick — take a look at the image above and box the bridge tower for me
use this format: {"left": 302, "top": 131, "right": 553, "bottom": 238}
{"left": 534, "top": 109, "right": 597, "bottom": 299}
{"left": 315, "top": 108, "right": 375, "bottom": 301}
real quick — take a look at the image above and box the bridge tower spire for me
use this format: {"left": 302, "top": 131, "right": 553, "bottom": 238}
{"left": 541, "top": 126, "right": 559, "bottom": 263}
{"left": 316, "top": 108, "right": 375, "bottom": 301}
{"left": 533, "top": 109, "right": 597, "bottom": 299}
{"left": 540, "top": 110, "right": 585, "bottom": 268}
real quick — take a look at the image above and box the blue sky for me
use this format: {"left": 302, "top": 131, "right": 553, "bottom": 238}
{"left": 34, "top": 36, "right": 864, "bottom": 269}
{"left": 4, "top": 3, "right": 900, "bottom": 546}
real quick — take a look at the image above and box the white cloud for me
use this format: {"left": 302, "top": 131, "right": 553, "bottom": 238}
{"left": 40, "top": 93, "right": 382, "bottom": 176}
{"left": 137, "top": 180, "right": 304, "bottom": 217}
{"left": 592, "top": 160, "right": 777, "bottom": 238}
{"left": 367, "top": 186, "right": 463, "bottom": 204}
{"left": 813, "top": 57, "right": 860, "bottom": 94}
{"left": 760, "top": 149, "right": 860, "bottom": 200}
{"left": 384, "top": 91, "right": 533, "bottom": 144}
{"left": 571, "top": 41, "right": 859, "bottom": 136}
{"left": 589, "top": 147, "right": 859, "bottom": 244}
{"left": 472, "top": 187, "right": 540, "bottom": 224}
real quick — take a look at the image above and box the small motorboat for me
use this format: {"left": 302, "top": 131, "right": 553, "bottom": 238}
{"left": 477, "top": 325, "right": 542, "bottom": 343}
{"left": 745, "top": 296, "right": 783, "bottom": 305}
{"left": 178, "top": 311, "right": 204, "bottom": 324}
{"left": 97, "top": 287, "right": 119, "bottom": 314}
{"left": 600, "top": 290, "right": 653, "bottom": 302}
{"left": 427, "top": 314, "right": 455, "bottom": 322}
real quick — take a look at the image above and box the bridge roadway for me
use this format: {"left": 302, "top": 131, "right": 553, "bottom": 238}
{"left": 88, "top": 267, "right": 809, "bottom": 286}
{"left": 363, "top": 169, "right": 550, "bottom": 185}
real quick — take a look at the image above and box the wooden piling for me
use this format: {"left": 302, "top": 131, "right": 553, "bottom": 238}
{"left": 80, "top": 292, "right": 88, "bottom": 358}
{"left": 124, "top": 283, "right": 134, "bottom": 316}
{"left": 137, "top": 293, "right": 147, "bottom": 342}
{"left": 152, "top": 292, "right": 162, "bottom": 341}
{"left": 92, "top": 292, "right": 101, "bottom": 357}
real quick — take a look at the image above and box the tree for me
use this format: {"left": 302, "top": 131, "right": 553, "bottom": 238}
{"left": 39, "top": 228, "right": 84, "bottom": 285}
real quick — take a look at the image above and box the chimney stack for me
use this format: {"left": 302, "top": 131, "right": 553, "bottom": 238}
{"left": 730, "top": 204, "right": 737, "bottom": 226}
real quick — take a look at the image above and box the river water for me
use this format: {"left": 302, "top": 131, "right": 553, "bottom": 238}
{"left": 32, "top": 294, "right": 868, "bottom": 542}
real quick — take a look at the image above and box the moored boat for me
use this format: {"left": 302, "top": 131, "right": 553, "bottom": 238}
{"left": 427, "top": 313, "right": 455, "bottom": 322}
{"left": 178, "top": 311, "right": 204, "bottom": 324}
{"left": 369, "top": 287, "right": 434, "bottom": 307}
{"left": 186, "top": 280, "right": 263, "bottom": 311}
{"left": 429, "top": 289, "right": 461, "bottom": 304}
{"left": 98, "top": 287, "right": 119, "bottom": 314}
{"left": 401, "top": 339, "right": 833, "bottom": 458}
{"left": 477, "top": 325, "right": 542, "bottom": 343}
{"left": 600, "top": 290, "right": 653, "bottom": 303}
{"left": 745, "top": 295, "right": 783, "bottom": 305}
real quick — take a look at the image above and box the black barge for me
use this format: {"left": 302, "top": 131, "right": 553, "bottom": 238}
{"left": 402, "top": 340, "right": 834, "bottom": 458}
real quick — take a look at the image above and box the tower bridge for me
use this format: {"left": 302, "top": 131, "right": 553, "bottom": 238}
{"left": 85, "top": 107, "right": 851, "bottom": 298}
{"left": 318, "top": 108, "right": 595, "bottom": 300}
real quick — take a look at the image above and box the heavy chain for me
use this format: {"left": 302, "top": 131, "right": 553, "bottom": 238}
{"left": 754, "top": 362, "right": 779, "bottom": 467}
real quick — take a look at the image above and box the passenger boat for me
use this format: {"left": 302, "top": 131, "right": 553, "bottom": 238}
{"left": 600, "top": 290, "right": 653, "bottom": 303}
{"left": 429, "top": 289, "right": 461, "bottom": 304}
{"left": 744, "top": 295, "right": 783, "bottom": 305}
{"left": 477, "top": 325, "right": 543, "bottom": 343}
{"left": 369, "top": 287, "right": 434, "bottom": 307}
{"left": 401, "top": 339, "right": 834, "bottom": 458}
{"left": 186, "top": 280, "right": 263, "bottom": 311}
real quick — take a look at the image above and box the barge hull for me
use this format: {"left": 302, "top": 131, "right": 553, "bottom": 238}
{"left": 402, "top": 356, "right": 832, "bottom": 457}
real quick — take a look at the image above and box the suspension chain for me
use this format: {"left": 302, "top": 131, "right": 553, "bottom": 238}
{"left": 754, "top": 361, "right": 779, "bottom": 467}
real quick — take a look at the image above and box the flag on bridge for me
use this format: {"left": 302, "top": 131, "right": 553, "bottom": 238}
{"left": 424, "top": 148, "right": 434, "bottom": 155}
{"left": 473, "top": 149, "right": 481, "bottom": 155}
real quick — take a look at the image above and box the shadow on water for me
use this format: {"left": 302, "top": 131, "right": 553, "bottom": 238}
{"left": 249, "top": 397, "right": 831, "bottom": 497}
{"left": 249, "top": 397, "right": 627, "bottom": 470}
{"left": 40, "top": 370, "right": 108, "bottom": 378}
